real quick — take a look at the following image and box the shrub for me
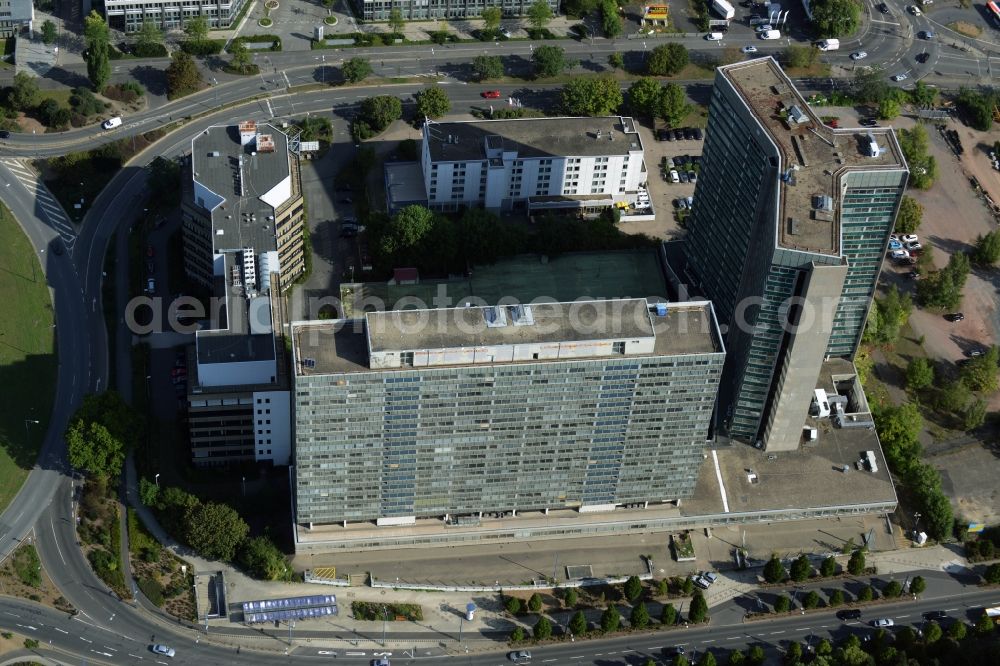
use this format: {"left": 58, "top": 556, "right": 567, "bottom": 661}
{"left": 505, "top": 596, "right": 523, "bottom": 615}
{"left": 138, "top": 576, "right": 164, "bottom": 606}
{"left": 847, "top": 550, "right": 866, "bottom": 575}
{"left": 789, "top": 554, "right": 812, "bottom": 582}
{"left": 600, "top": 605, "right": 621, "bottom": 632}
{"left": 820, "top": 556, "right": 837, "bottom": 578}
{"left": 631, "top": 602, "right": 650, "bottom": 629}
{"left": 568, "top": 609, "right": 587, "bottom": 635}
{"left": 688, "top": 591, "right": 708, "bottom": 623}
{"left": 773, "top": 595, "right": 791, "bottom": 613}
{"left": 533, "top": 615, "right": 552, "bottom": 639}
{"left": 910, "top": 575, "right": 926, "bottom": 596}
{"left": 763, "top": 554, "right": 787, "bottom": 583}
{"left": 510, "top": 626, "right": 525, "bottom": 642}
{"left": 563, "top": 587, "right": 578, "bottom": 607}
{"left": 857, "top": 585, "right": 875, "bottom": 601}
{"left": 803, "top": 590, "right": 821, "bottom": 609}
{"left": 528, "top": 592, "right": 543, "bottom": 613}
{"left": 178, "top": 39, "right": 225, "bottom": 55}
{"left": 133, "top": 42, "right": 168, "bottom": 57}
{"left": 829, "top": 589, "right": 845, "bottom": 606}
{"left": 884, "top": 580, "right": 903, "bottom": 598}
{"left": 660, "top": 602, "right": 677, "bottom": 626}
{"left": 624, "top": 575, "right": 643, "bottom": 601}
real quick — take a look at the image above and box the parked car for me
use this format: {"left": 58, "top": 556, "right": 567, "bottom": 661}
{"left": 481, "top": 90, "right": 502, "bottom": 98}
{"left": 656, "top": 129, "right": 672, "bottom": 141}
{"left": 693, "top": 128, "right": 703, "bottom": 140}
{"left": 675, "top": 198, "right": 688, "bottom": 210}
{"left": 151, "top": 645, "right": 176, "bottom": 658}
{"left": 879, "top": 2, "right": 890, "bottom": 11}
{"left": 860, "top": 118, "right": 878, "bottom": 127}
{"left": 500, "top": 28, "right": 513, "bottom": 38}
{"left": 146, "top": 278, "right": 156, "bottom": 293}
{"left": 673, "top": 129, "right": 684, "bottom": 140}
{"left": 906, "top": 270, "right": 920, "bottom": 280}
{"left": 669, "top": 169, "right": 680, "bottom": 183}
{"left": 944, "top": 312, "right": 965, "bottom": 322}
{"left": 685, "top": 196, "right": 694, "bottom": 207}
{"left": 837, "top": 609, "right": 863, "bottom": 621}
{"left": 888, "top": 239, "right": 902, "bottom": 250}
{"left": 0, "top": 130, "right": 10, "bottom": 139}
{"left": 756, "top": 24, "right": 773, "bottom": 32}
{"left": 904, "top": 240, "right": 923, "bottom": 251}
{"left": 908, "top": 4, "right": 921, "bottom": 14}
{"left": 742, "top": 45, "right": 758, "bottom": 53}
{"left": 871, "top": 618, "right": 895, "bottom": 628}
{"left": 901, "top": 234, "right": 919, "bottom": 243}
{"left": 889, "top": 249, "right": 910, "bottom": 260}
{"left": 679, "top": 171, "right": 689, "bottom": 183}
{"left": 688, "top": 171, "right": 698, "bottom": 183}
{"left": 683, "top": 127, "right": 695, "bottom": 140}
{"left": 892, "top": 73, "right": 909, "bottom": 82}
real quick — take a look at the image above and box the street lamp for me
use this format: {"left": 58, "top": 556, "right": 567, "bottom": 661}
{"left": 381, "top": 605, "right": 388, "bottom": 646}
{"left": 24, "top": 419, "right": 39, "bottom": 446}
{"left": 154, "top": 473, "right": 160, "bottom": 488}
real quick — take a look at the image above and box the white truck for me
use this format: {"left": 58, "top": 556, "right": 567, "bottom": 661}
{"left": 711, "top": 0, "right": 735, "bottom": 19}
{"left": 759, "top": 29, "right": 781, "bottom": 39}
{"left": 817, "top": 38, "right": 840, "bottom": 50}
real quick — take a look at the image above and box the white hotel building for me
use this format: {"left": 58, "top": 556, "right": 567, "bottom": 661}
{"left": 386, "top": 116, "right": 650, "bottom": 216}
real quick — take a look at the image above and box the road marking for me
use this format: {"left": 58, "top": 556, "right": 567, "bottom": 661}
{"left": 702, "top": 639, "right": 715, "bottom": 643}
{"left": 648, "top": 645, "right": 663, "bottom": 649}
{"left": 345, "top": 652, "right": 366, "bottom": 656}
{"left": 79, "top": 637, "right": 92, "bottom": 643}
{"left": 16, "top": 624, "right": 37, "bottom": 631}
{"left": 945, "top": 608, "right": 959, "bottom": 611}
{"left": 771, "top": 630, "right": 785, "bottom": 634}
{"left": 104, "top": 645, "right": 118, "bottom": 651}
{"left": 898, "top": 614, "right": 910, "bottom": 618}
{"left": 49, "top": 518, "right": 65, "bottom": 564}
{"left": 128, "top": 654, "right": 144, "bottom": 659}
{"left": 3, "top": 612, "right": 19, "bottom": 617}
{"left": 54, "top": 628, "right": 68, "bottom": 634}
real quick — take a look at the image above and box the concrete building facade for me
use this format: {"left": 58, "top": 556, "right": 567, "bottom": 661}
{"left": 291, "top": 299, "right": 725, "bottom": 538}
{"left": 0, "top": 0, "right": 32, "bottom": 38}
{"left": 676, "top": 58, "right": 908, "bottom": 451}
{"left": 103, "top": 0, "right": 248, "bottom": 32}
{"left": 415, "top": 116, "right": 649, "bottom": 214}
{"left": 361, "top": 0, "right": 558, "bottom": 22}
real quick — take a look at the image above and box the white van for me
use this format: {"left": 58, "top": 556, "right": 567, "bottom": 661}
{"left": 706, "top": 32, "right": 724, "bottom": 40}
{"left": 817, "top": 38, "right": 840, "bottom": 50}
{"left": 102, "top": 116, "right": 122, "bottom": 130}
{"left": 759, "top": 29, "right": 781, "bottom": 39}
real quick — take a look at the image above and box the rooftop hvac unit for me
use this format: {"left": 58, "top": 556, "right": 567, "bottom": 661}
{"left": 511, "top": 304, "right": 535, "bottom": 326}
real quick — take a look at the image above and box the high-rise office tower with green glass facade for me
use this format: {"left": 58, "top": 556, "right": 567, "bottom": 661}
{"left": 680, "top": 58, "right": 908, "bottom": 451}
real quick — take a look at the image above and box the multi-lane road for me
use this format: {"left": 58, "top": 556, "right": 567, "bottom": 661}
{"left": 1, "top": 2, "right": 1000, "bottom": 661}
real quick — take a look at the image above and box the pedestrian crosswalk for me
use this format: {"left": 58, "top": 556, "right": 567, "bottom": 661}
{"left": 0, "top": 158, "right": 78, "bottom": 253}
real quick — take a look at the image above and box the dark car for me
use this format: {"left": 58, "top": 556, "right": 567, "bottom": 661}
{"left": 906, "top": 270, "right": 920, "bottom": 280}
{"left": 0, "top": 130, "right": 10, "bottom": 139}
{"left": 923, "top": 610, "right": 947, "bottom": 621}
{"left": 679, "top": 171, "right": 689, "bottom": 183}
{"left": 693, "top": 127, "right": 704, "bottom": 140}
{"left": 860, "top": 118, "right": 878, "bottom": 127}
{"left": 683, "top": 127, "right": 695, "bottom": 140}
{"left": 691, "top": 155, "right": 701, "bottom": 164}
{"left": 965, "top": 348, "right": 987, "bottom": 358}
{"left": 944, "top": 312, "right": 965, "bottom": 322}
{"left": 837, "top": 609, "right": 863, "bottom": 621}
{"left": 879, "top": 2, "right": 889, "bottom": 12}
{"left": 656, "top": 129, "right": 671, "bottom": 141}
{"left": 340, "top": 197, "right": 353, "bottom": 204}
{"left": 340, "top": 227, "right": 358, "bottom": 238}
{"left": 663, "top": 647, "right": 686, "bottom": 657}
{"left": 673, "top": 128, "right": 684, "bottom": 140}
{"left": 916, "top": 52, "right": 930, "bottom": 63}
{"left": 52, "top": 240, "right": 64, "bottom": 256}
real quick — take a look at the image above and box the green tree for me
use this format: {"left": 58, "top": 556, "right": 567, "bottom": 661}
{"left": 899, "top": 124, "right": 938, "bottom": 189}
{"left": 9, "top": 71, "right": 39, "bottom": 111}
{"left": 624, "top": 575, "right": 643, "bottom": 601}
{"left": 763, "top": 554, "right": 787, "bottom": 583}
{"left": 909, "top": 575, "right": 926, "bottom": 596}
{"left": 949, "top": 619, "right": 967, "bottom": 640}
{"left": 600, "top": 604, "right": 621, "bottom": 632}
{"left": 976, "top": 611, "right": 996, "bottom": 634}
{"left": 877, "top": 97, "right": 900, "bottom": 121}
{"left": 790, "top": 554, "right": 812, "bottom": 582}
{"left": 784, "top": 642, "right": 802, "bottom": 664}
{"left": 963, "top": 398, "right": 988, "bottom": 431}
{"left": 848, "top": 549, "right": 866, "bottom": 575}
{"left": 784, "top": 44, "right": 817, "bottom": 68}
{"left": 895, "top": 196, "right": 923, "bottom": 234}
{"left": 682, "top": 576, "right": 695, "bottom": 595}
{"left": 961, "top": 347, "right": 1000, "bottom": 393}
{"left": 863, "top": 285, "right": 912, "bottom": 346}
{"left": 608, "top": 52, "right": 624, "bottom": 70}
{"left": 973, "top": 229, "right": 1000, "bottom": 265}
{"left": 166, "top": 51, "right": 203, "bottom": 99}
{"left": 920, "top": 483, "right": 954, "bottom": 541}
{"left": 661, "top": 602, "right": 677, "bottom": 625}
{"left": 656, "top": 579, "right": 669, "bottom": 597}
{"left": 658, "top": 82, "right": 692, "bottom": 127}
{"left": 360, "top": 95, "right": 403, "bottom": 131}
{"left": 532, "top": 45, "right": 566, "bottom": 78}
{"left": 381, "top": 204, "right": 434, "bottom": 259}
{"left": 527, "top": 0, "right": 553, "bottom": 29}
{"left": 483, "top": 6, "right": 502, "bottom": 31}
{"left": 872, "top": 401, "right": 922, "bottom": 472}
{"left": 918, "top": 251, "right": 970, "bottom": 309}
{"left": 883, "top": 580, "right": 902, "bottom": 598}
{"left": 803, "top": 590, "right": 821, "bottom": 609}
{"left": 630, "top": 601, "right": 650, "bottom": 628}
{"left": 136, "top": 20, "right": 163, "bottom": 48}
{"left": 697, "top": 652, "right": 716, "bottom": 666}
{"left": 601, "top": 0, "right": 622, "bottom": 37}
{"left": 139, "top": 477, "right": 159, "bottom": 506}
{"left": 829, "top": 589, "right": 845, "bottom": 606}
{"left": 910, "top": 80, "right": 938, "bottom": 107}
{"left": 228, "top": 40, "right": 253, "bottom": 74}
{"left": 688, "top": 591, "right": 708, "bottom": 623}
{"left": 748, "top": 645, "right": 765, "bottom": 665}
{"left": 857, "top": 584, "right": 874, "bottom": 601}
{"left": 773, "top": 595, "right": 791, "bottom": 613}
{"left": 388, "top": 7, "right": 405, "bottom": 33}
{"left": 237, "top": 535, "right": 289, "bottom": 580}
{"left": 816, "top": 638, "right": 833, "bottom": 656}
{"left": 810, "top": 0, "right": 861, "bottom": 37}
{"left": 184, "top": 14, "right": 209, "bottom": 41}
{"left": 415, "top": 86, "right": 451, "bottom": 119}
{"left": 820, "top": 556, "right": 837, "bottom": 578}
{"left": 561, "top": 75, "right": 622, "bottom": 116}
{"left": 83, "top": 10, "right": 111, "bottom": 91}
{"left": 568, "top": 609, "right": 587, "bottom": 635}
{"left": 533, "top": 615, "right": 552, "bottom": 639}
{"left": 673, "top": 656, "right": 690, "bottom": 666}
{"left": 853, "top": 65, "right": 889, "bottom": 104}
{"left": 728, "top": 649, "right": 745, "bottom": 666}
{"left": 528, "top": 592, "right": 543, "bottom": 612}
{"left": 906, "top": 357, "right": 934, "bottom": 392}
{"left": 342, "top": 57, "right": 372, "bottom": 83}
{"left": 505, "top": 596, "right": 523, "bottom": 615}
{"left": 957, "top": 87, "right": 994, "bottom": 131}
{"left": 563, "top": 587, "right": 579, "bottom": 607}
{"left": 647, "top": 43, "right": 689, "bottom": 76}
{"left": 157, "top": 486, "right": 200, "bottom": 535}
{"left": 984, "top": 562, "right": 1000, "bottom": 584}
{"left": 510, "top": 625, "right": 525, "bottom": 641}
{"left": 66, "top": 421, "right": 126, "bottom": 478}
{"left": 184, "top": 501, "right": 249, "bottom": 561}
{"left": 628, "top": 78, "right": 664, "bottom": 119}
{"left": 472, "top": 54, "right": 503, "bottom": 80}
{"left": 41, "top": 20, "right": 57, "bottom": 45}
{"left": 924, "top": 620, "right": 942, "bottom": 643}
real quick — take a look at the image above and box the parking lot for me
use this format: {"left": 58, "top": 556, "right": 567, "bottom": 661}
{"left": 629, "top": 121, "right": 703, "bottom": 240}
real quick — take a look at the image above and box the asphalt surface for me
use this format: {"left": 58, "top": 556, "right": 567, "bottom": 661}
{"left": 0, "top": 4, "right": 999, "bottom": 662}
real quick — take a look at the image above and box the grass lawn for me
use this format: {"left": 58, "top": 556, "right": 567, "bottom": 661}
{"left": 0, "top": 204, "right": 57, "bottom": 513}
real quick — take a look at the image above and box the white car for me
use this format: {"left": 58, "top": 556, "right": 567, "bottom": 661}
{"left": 890, "top": 249, "right": 910, "bottom": 260}
{"left": 892, "top": 73, "right": 908, "bottom": 82}
{"left": 756, "top": 24, "right": 773, "bottom": 31}
{"left": 904, "top": 240, "right": 923, "bottom": 251}
{"left": 508, "top": 651, "right": 532, "bottom": 664}
{"left": 151, "top": 645, "right": 176, "bottom": 658}
{"left": 759, "top": 29, "right": 781, "bottom": 40}
{"left": 371, "top": 658, "right": 391, "bottom": 666}
{"left": 669, "top": 169, "right": 680, "bottom": 183}
{"left": 850, "top": 51, "right": 868, "bottom": 60}
{"left": 871, "top": 618, "right": 895, "bottom": 628}
{"left": 742, "top": 45, "right": 758, "bottom": 53}
{"left": 102, "top": 116, "right": 122, "bottom": 130}
{"left": 909, "top": 5, "right": 921, "bottom": 14}
{"left": 901, "top": 234, "right": 919, "bottom": 243}
{"left": 706, "top": 32, "right": 723, "bottom": 40}
{"left": 500, "top": 28, "right": 512, "bottom": 38}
